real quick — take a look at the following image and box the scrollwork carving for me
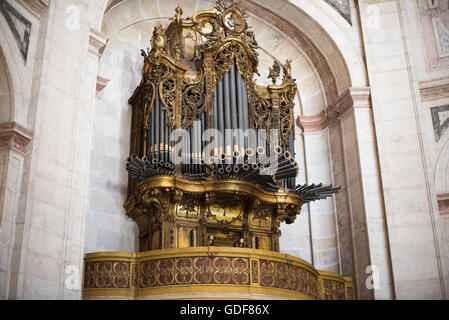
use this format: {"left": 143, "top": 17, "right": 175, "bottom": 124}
{"left": 182, "top": 83, "right": 206, "bottom": 128}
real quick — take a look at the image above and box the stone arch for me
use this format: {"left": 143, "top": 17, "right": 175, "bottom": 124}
{"left": 98, "top": 0, "right": 367, "bottom": 110}
{"left": 0, "top": 7, "right": 27, "bottom": 126}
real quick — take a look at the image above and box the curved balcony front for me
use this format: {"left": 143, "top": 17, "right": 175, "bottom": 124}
{"left": 82, "top": 247, "right": 355, "bottom": 300}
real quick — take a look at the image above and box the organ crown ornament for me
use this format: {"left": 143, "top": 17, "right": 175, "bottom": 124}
{"left": 126, "top": 0, "right": 340, "bottom": 252}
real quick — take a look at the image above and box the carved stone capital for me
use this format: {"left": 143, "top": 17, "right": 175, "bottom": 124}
{"left": 17, "top": 0, "right": 49, "bottom": 18}
{"left": 0, "top": 122, "right": 33, "bottom": 153}
{"left": 296, "top": 110, "right": 328, "bottom": 133}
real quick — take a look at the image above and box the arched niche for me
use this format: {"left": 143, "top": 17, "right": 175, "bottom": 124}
{"left": 99, "top": 0, "right": 367, "bottom": 110}
{"left": 86, "top": 1, "right": 364, "bottom": 268}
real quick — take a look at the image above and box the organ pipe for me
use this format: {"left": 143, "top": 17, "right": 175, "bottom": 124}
{"left": 154, "top": 87, "right": 160, "bottom": 159}
{"left": 223, "top": 72, "right": 232, "bottom": 157}
{"left": 229, "top": 64, "right": 238, "bottom": 153}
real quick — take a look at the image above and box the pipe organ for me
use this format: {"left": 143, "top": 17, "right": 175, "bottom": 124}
{"left": 81, "top": 1, "right": 356, "bottom": 301}
{"left": 125, "top": 0, "right": 340, "bottom": 253}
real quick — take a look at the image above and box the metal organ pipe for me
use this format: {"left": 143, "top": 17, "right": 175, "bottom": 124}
{"left": 213, "top": 90, "right": 219, "bottom": 157}
{"left": 154, "top": 86, "right": 160, "bottom": 161}
{"left": 164, "top": 109, "right": 168, "bottom": 163}
{"left": 236, "top": 65, "right": 245, "bottom": 154}
{"left": 229, "top": 64, "right": 238, "bottom": 155}
{"left": 188, "top": 125, "right": 192, "bottom": 171}
{"left": 197, "top": 117, "right": 201, "bottom": 166}
{"left": 150, "top": 100, "right": 155, "bottom": 159}
{"left": 242, "top": 76, "right": 249, "bottom": 149}
{"left": 159, "top": 91, "right": 165, "bottom": 162}
{"left": 201, "top": 113, "right": 206, "bottom": 173}
{"left": 287, "top": 127, "right": 295, "bottom": 188}
{"left": 217, "top": 78, "right": 225, "bottom": 155}
{"left": 195, "top": 118, "right": 200, "bottom": 170}
{"left": 191, "top": 121, "right": 196, "bottom": 168}
{"left": 223, "top": 72, "right": 232, "bottom": 158}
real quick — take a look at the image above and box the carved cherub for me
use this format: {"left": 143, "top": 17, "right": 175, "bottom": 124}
{"left": 268, "top": 60, "right": 281, "bottom": 84}
{"left": 224, "top": 11, "right": 242, "bottom": 30}
{"left": 245, "top": 29, "right": 259, "bottom": 49}
{"left": 283, "top": 59, "right": 292, "bottom": 82}
{"left": 173, "top": 6, "right": 183, "bottom": 24}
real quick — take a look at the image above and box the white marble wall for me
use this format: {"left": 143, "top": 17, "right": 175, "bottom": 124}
{"left": 0, "top": 0, "right": 43, "bottom": 299}
{"left": 359, "top": 0, "right": 447, "bottom": 299}
{"left": 3, "top": 0, "right": 105, "bottom": 299}
{"left": 303, "top": 130, "right": 340, "bottom": 273}
{"left": 0, "top": 148, "right": 25, "bottom": 299}
{"left": 84, "top": 34, "right": 144, "bottom": 254}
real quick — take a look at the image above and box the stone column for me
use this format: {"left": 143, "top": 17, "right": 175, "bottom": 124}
{"left": 303, "top": 128, "right": 340, "bottom": 274}
{"left": 0, "top": 122, "right": 32, "bottom": 299}
{"left": 8, "top": 1, "right": 106, "bottom": 299}
{"left": 328, "top": 88, "right": 394, "bottom": 300}
{"left": 358, "top": 0, "right": 446, "bottom": 299}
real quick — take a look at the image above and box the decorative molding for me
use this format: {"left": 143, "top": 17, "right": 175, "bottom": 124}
{"left": 0, "top": 1, "right": 32, "bottom": 63}
{"left": 326, "top": 87, "right": 371, "bottom": 125}
{"left": 324, "top": 0, "right": 352, "bottom": 25}
{"left": 433, "top": 18, "right": 449, "bottom": 58}
{"left": 105, "top": 0, "right": 124, "bottom": 15}
{"left": 82, "top": 248, "right": 355, "bottom": 300}
{"left": 437, "top": 193, "right": 449, "bottom": 215}
{"left": 296, "top": 88, "right": 371, "bottom": 132}
{"left": 417, "top": 0, "right": 449, "bottom": 71}
{"left": 296, "top": 110, "right": 328, "bottom": 133}
{"left": 16, "top": 0, "right": 49, "bottom": 18}
{"left": 431, "top": 104, "right": 449, "bottom": 142}
{"left": 96, "top": 76, "right": 110, "bottom": 93}
{"left": 419, "top": 79, "right": 449, "bottom": 101}
{"left": 0, "top": 122, "right": 33, "bottom": 153}
{"left": 88, "top": 28, "right": 108, "bottom": 58}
